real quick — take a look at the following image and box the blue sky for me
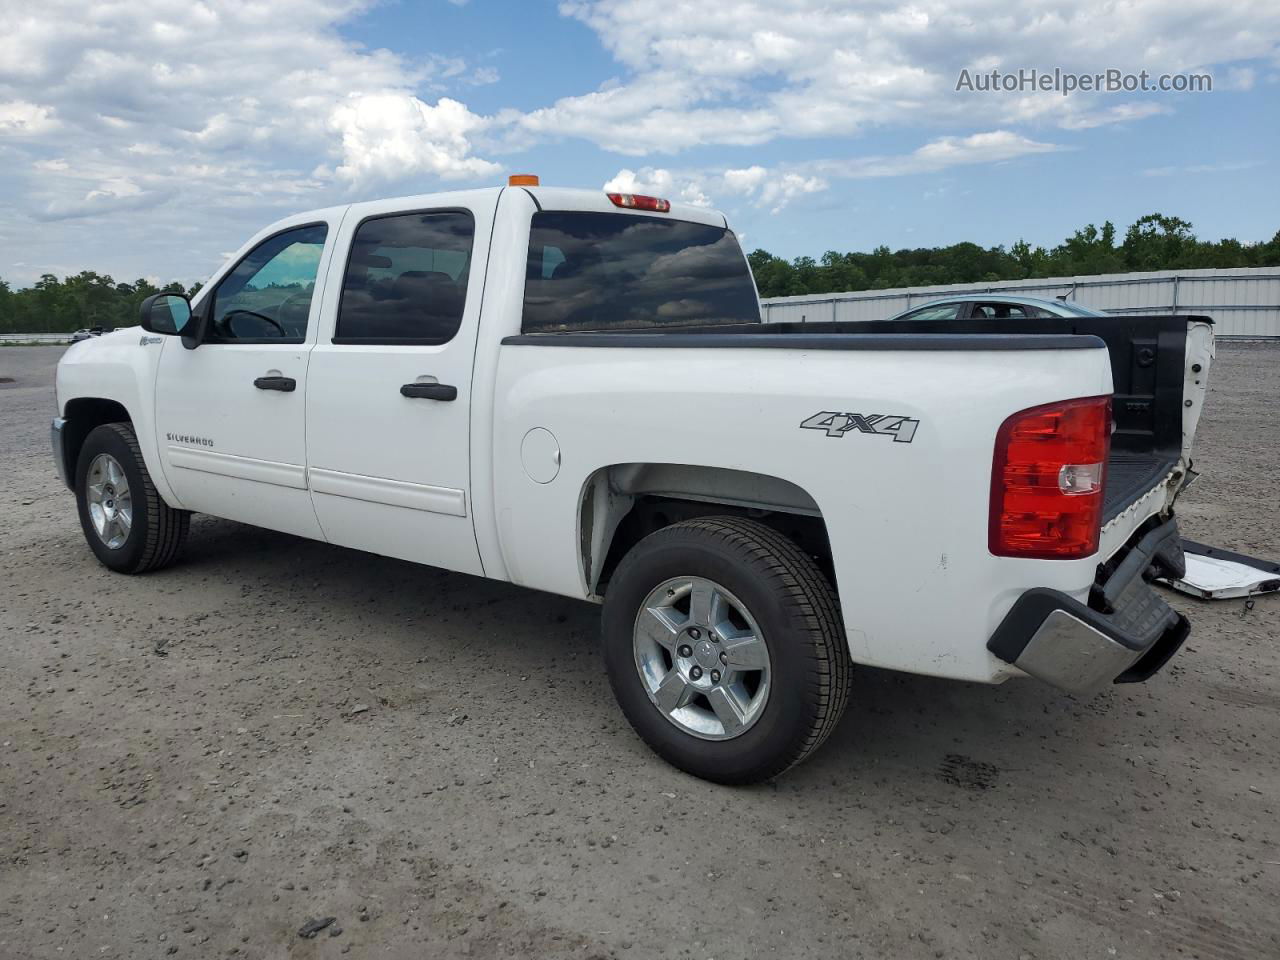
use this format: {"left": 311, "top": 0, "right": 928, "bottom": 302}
{"left": 1, "top": 0, "right": 1277, "bottom": 287}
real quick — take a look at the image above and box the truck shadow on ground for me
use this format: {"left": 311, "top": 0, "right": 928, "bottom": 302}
{"left": 175, "top": 514, "right": 1152, "bottom": 796}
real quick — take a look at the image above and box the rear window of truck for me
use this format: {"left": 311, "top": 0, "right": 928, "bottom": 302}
{"left": 521, "top": 212, "right": 761, "bottom": 332}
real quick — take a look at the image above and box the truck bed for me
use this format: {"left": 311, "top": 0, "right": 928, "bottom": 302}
{"left": 508, "top": 311, "right": 1205, "bottom": 532}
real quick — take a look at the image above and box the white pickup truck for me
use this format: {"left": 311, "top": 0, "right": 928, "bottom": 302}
{"left": 52, "top": 180, "right": 1215, "bottom": 783}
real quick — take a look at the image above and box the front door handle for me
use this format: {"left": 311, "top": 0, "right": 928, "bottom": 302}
{"left": 254, "top": 376, "right": 296, "bottom": 392}
{"left": 400, "top": 382, "right": 457, "bottom": 401}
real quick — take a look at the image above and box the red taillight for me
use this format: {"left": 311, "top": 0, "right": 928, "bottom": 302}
{"left": 989, "top": 395, "right": 1111, "bottom": 560}
{"left": 607, "top": 192, "right": 671, "bottom": 213}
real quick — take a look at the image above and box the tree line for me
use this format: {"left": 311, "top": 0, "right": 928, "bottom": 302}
{"left": 748, "top": 213, "right": 1280, "bottom": 299}
{"left": 2, "top": 213, "right": 1278, "bottom": 333}
{"left": 0, "top": 273, "right": 203, "bottom": 335}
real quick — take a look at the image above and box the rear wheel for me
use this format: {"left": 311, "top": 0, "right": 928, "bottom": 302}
{"left": 602, "top": 517, "right": 851, "bottom": 784}
{"left": 75, "top": 423, "right": 189, "bottom": 574}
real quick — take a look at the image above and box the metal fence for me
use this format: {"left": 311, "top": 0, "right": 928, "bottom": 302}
{"left": 0, "top": 333, "right": 74, "bottom": 344}
{"left": 761, "top": 266, "right": 1280, "bottom": 338}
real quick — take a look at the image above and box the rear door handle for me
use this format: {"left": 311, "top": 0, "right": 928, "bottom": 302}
{"left": 400, "top": 382, "right": 457, "bottom": 401}
{"left": 253, "top": 376, "right": 296, "bottom": 392}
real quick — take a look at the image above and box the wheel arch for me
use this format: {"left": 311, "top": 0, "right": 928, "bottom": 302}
{"left": 59, "top": 397, "right": 133, "bottom": 488}
{"left": 577, "top": 463, "right": 835, "bottom": 598}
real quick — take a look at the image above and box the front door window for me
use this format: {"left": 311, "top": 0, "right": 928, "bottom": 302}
{"left": 208, "top": 224, "right": 328, "bottom": 342}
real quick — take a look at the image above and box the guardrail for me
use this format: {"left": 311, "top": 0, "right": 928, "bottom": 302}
{"left": 0, "top": 333, "right": 75, "bottom": 344}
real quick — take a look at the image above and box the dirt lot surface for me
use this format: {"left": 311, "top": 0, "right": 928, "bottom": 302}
{"left": 2, "top": 342, "right": 1277, "bottom": 960}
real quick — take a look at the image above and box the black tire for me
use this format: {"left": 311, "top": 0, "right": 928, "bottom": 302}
{"left": 75, "top": 422, "right": 190, "bottom": 574}
{"left": 602, "top": 517, "right": 851, "bottom": 784}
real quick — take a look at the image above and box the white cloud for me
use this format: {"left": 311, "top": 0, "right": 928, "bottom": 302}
{"left": 1057, "top": 101, "right": 1170, "bottom": 130}
{"left": 0, "top": 1, "right": 503, "bottom": 217}
{"left": 329, "top": 94, "right": 501, "bottom": 182}
{"left": 602, "top": 130, "right": 1058, "bottom": 214}
{"left": 0, "top": 100, "right": 59, "bottom": 134}
{"left": 1223, "top": 66, "right": 1257, "bottom": 91}
{"left": 602, "top": 168, "right": 712, "bottom": 206}
{"left": 716, "top": 168, "right": 826, "bottom": 213}
{"left": 1143, "top": 160, "right": 1263, "bottom": 177}
{"left": 722, "top": 166, "right": 769, "bottom": 194}
{"left": 549, "top": 0, "right": 1280, "bottom": 152}
{"left": 39, "top": 177, "right": 172, "bottom": 222}
{"left": 0, "top": 0, "right": 510, "bottom": 284}
{"left": 879, "top": 130, "right": 1062, "bottom": 174}
{"left": 757, "top": 173, "right": 826, "bottom": 212}
{"left": 718, "top": 165, "right": 828, "bottom": 212}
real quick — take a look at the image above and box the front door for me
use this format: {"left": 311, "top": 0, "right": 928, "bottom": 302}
{"left": 154, "top": 219, "right": 338, "bottom": 539}
{"left": 305, "top": 199, "right": 491, "bottom": 576}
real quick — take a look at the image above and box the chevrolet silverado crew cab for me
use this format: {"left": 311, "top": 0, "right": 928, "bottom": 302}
{"left": 51, "top": 179, "right": 1215, "bottom": 784}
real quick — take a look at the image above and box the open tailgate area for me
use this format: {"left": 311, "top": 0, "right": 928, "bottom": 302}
{"left": 1070, "top": 314, "right": 1212, "bottom": 523}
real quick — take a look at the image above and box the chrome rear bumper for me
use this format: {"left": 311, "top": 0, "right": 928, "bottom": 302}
{"left": 988, "top": 517, "right": 1189, "bottom": 696}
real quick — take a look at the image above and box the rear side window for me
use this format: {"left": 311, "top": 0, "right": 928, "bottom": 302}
{"left": 972, "top": 302, "right": 1035, "bottom": 319}
{"left": 336, "top": 210, "right": 474, "bottom": 344}
{"left": 522, "top": 212, "right": 760, "bottom": 333}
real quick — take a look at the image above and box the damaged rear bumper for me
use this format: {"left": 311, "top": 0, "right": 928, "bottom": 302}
{"left": 988, "top": 516, "right": 1190, "bottom": 696}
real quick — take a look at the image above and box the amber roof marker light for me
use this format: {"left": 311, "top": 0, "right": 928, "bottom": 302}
{"left": 509, "top": 174, "right": 540, "bottom": 186}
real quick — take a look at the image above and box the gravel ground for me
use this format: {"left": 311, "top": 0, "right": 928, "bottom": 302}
{"left": 1, "top": 342, "right": 1277, "bottom": 960}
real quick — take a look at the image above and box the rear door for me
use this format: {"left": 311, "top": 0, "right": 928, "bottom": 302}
{"left": 305, "top": 194, "right": 497, "bottom": 576}
{"left": 154, "top": 217, "right": 339, "bottom": 538}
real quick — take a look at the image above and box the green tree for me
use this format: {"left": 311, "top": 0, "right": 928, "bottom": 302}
{"left": 1121, "top": 213, "right": 1195, "bottom": 271}
{"left": 738, "top": 214, "right": 1277, "bottom": 300}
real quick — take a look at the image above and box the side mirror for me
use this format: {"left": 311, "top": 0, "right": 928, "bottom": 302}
{"left": 140, "top": 293, "right": 192, "bottom": 336}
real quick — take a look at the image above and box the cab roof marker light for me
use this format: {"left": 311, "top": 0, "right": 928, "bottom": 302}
{"left": 607, "top": 192, "right": 671, "bottom": 213}
{"left": 509, "top": 174, "right": 540, "bottom": 186}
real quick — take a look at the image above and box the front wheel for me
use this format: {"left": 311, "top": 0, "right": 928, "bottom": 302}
{"left": 602, "top": 517, "right": 851, "bottom": 784}
{"left": 75, "top": 422, "right": 190, "bottom": 574}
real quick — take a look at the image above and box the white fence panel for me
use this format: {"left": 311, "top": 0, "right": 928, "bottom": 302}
{"left": 0, "top": 333, "right": 73, "bottom": 344}
{"left": 761, "top": 267, "right": 1280, "bottom": 338}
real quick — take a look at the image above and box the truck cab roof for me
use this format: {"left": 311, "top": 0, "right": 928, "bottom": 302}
{"left": 275, "top": 185, "right": 729, "bottom": 240}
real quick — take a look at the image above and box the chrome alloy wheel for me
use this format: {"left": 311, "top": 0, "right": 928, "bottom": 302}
{"left": 85, "top": 453, "right": 133, "bottom": 550}
{"left": 633, "top": 576, "right": 772, "bottom": 740}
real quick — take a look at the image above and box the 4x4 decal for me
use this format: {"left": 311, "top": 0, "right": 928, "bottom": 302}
{"left": 800, "top": 411, "right": 920, "bottom": 443}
